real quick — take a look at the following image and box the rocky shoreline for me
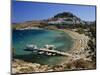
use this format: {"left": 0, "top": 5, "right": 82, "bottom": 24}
{"left": 12, "top": 58, "right": 95, "bottom": 74}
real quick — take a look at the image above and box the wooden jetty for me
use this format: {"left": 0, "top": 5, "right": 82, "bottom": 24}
{"left": 37, "top": 48, "right": 71, "bottom": 56}
{"left": 24, "top": 44, "right": 71, "bottom": 57}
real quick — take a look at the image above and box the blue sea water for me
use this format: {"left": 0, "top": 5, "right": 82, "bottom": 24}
{"left": 12, "top": 29, "right": 73, "bottom": 65}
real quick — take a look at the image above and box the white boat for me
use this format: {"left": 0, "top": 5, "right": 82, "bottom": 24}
{"left": 24, "top": 44, "right": 56, "bottom": 52}
{"left": 24, "top": 44, "right": 38, "bottom": 51}
{"left": 44, "top": 44, "right": 56, "bottom": 50}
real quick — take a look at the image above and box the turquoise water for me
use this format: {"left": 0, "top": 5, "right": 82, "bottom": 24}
{"left": 12, "top": 29, "right": 73, "bottom": 65}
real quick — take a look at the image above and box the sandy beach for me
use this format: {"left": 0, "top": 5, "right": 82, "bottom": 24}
{"left": 59, "top": 29, "right": 91, "bottom": 62}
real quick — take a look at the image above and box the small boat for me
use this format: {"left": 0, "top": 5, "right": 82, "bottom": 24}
{"left": 44, "top": 44, "right": 56, "bottom": 50}
{"left": 24, "top": 44, "right": 56, "bottom": 54}
{"left": 24, "top": 44, "right": 38, "bottom": 52}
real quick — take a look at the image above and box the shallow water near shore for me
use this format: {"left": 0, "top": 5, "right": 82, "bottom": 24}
{"left": 12, "top": 29, "right": 74, "bottom": 65}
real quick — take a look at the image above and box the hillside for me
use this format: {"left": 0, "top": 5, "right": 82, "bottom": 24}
{"left": 12, "top": 21, "right": 48, "bottom": 30}
{"left": 47, "top": 12, "right": 85, "bottom": 25}
{"left": 12, "top": 12, "right": 95, "bottom": 30}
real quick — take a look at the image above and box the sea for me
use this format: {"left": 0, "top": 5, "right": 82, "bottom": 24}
{"left": 12, "top": 29, "right": 73, "bottom": 65}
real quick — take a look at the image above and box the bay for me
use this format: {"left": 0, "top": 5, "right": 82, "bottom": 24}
{"left": 12, "top": 29, "right": 73, "bottom": 65}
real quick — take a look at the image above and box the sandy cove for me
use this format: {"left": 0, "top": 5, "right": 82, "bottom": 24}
{"left": 12, "top": 29, "right": 93, "bottom": 74}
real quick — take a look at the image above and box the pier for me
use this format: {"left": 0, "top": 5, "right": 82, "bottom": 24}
{"left": 24, "top": 44, "right": 71, "bottom": 57}
{"left": 37, "top": 48, "right": 71, "bottom": 56}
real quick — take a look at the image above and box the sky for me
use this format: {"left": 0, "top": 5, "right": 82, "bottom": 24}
{"left": 12, "top": 1, "right": 96, "bottom": 23}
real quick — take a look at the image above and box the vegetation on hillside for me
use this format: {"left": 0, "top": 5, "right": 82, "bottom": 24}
{"left": 54, "top": 12, "right": 75, "bottom": 18}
